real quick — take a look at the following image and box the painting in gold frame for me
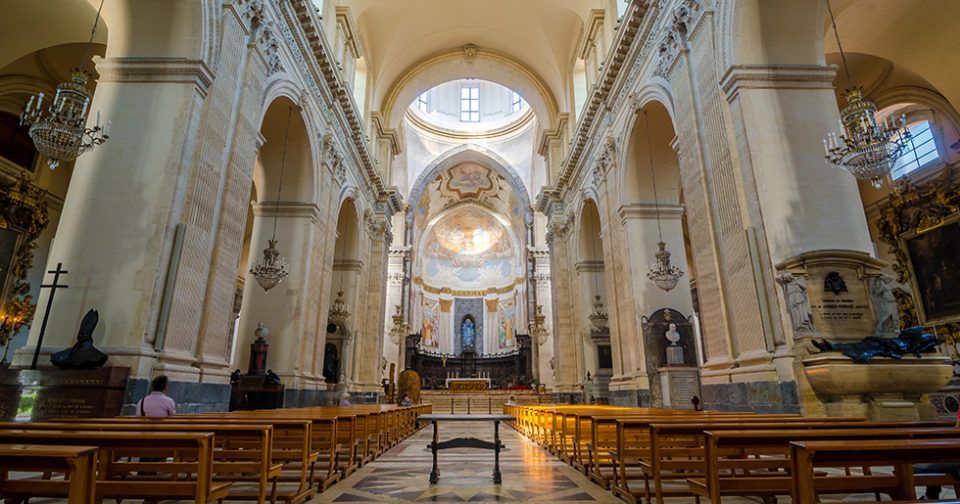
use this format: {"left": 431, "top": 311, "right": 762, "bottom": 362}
{"left": 901, "top": 215, "right": 960, "bottom": 325}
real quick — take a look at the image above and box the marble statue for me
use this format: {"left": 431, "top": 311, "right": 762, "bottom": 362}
{"left": 811, "top": 326, "right": 940, "bottom": 363}
{"left": 871, "top": 274, "right": 900, "bottom": 336}
{"left": 50, "top": 309, "right": 108, "bottom": 369}
{"left": 777, "top": 272, "right": 816, "bottom": 333}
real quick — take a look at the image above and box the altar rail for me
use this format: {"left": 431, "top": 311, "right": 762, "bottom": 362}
{"left": 405, "top": 334, "right": 534, "bottom": 390}
{"left": 421, "top": 390, "right": 545, "bottom": 414}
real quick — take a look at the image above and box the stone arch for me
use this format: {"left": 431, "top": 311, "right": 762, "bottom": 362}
{"left": 620, "top": 99, "right": 683, "bottom": 207}
{"left": 333, "top": 197, "right": 363, "bottom": 265}
{"left": 252, "top": 96, "right": 316, "bottom": 204}
{"left": 577, "top": 198, "right": 605, "bottom": 264}
{"left": 378, "top": 47, "right": 560, "bottom": 131}
{"left": 406, "top": 144, "right": 533, "bottom": 226}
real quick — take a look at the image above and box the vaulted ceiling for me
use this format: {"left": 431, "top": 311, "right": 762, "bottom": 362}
{"left": 345, "top": 0, "right": 598, "bottom": 116}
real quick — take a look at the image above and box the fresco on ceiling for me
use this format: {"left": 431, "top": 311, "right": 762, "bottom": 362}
{"left": 422, "top": 205, "right": 519, "bottom": 290}
{"left": 421, "top": 297, "right": 440, "bottom": 348}
{"left": 414, "top": 163, "right": 523, "bottom": 232}
{"left": 498, "top": 293, "right": 517, "bottom": 349}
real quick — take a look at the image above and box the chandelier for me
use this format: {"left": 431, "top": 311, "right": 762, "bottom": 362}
{"left": 329, "top": 290, "right": 351, "bottom": 327}
{"left": 587, "top": 296, "right": 608, "bottom": 330}
{"left": 529, "top": 304, "right": 548, "bottom": 344}
{"left": 389, "top": 305, "right": 408, "bottom": 344}
{"left": 20, "top": 0, "right": 109, "bottom": 170}
{"left": 648, "top": 241, "right": 684, "bottom": 291}
{"left": 250, "top": 107, "right": 293, "bottom": 292}
{"left": 642, "top": 110, "right": 684, "bottom": 291}
{"left": 822, "top": 0, "right": 910, "bottom": 188}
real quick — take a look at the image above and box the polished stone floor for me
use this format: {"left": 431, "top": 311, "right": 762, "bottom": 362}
{"left": 317, "top": 420, "right": 618, "bottom": 503}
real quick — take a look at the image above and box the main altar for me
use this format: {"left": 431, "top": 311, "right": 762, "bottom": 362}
{"left": 405, "top": 335, "right": 534, "bottom": 390}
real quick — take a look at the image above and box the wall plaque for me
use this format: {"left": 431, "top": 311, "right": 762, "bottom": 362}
{"left": 0, "top": 366, "right": 129, "bottom": 421}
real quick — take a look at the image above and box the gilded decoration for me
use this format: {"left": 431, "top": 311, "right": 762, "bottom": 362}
{"left": 876, "top": 171, "right": 960, "bottom": 327}
{"left": 0, "top": 177, "right": 49, "bottom": 351}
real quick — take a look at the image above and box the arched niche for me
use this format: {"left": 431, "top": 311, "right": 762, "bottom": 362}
{"left": 621, "top": 101, "right": 682, "bottom": 206}
{"left": 577, "top": 199, "right": 604, "bottom": 264}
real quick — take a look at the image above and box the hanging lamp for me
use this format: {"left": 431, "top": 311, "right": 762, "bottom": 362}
{"left": 20, "top": 0, "right": 109, "bottom": 169}
{"left": 250, "top": 107, "right": 293, "bottom": 292}
{"left": 642, "top": 110, "right": 684, "bottom": 292}
{"left": 586, "top": 213, "right": 608, "bottom": 330}
{"left": 822, "top": 0, "right": 911, "bottom": 188}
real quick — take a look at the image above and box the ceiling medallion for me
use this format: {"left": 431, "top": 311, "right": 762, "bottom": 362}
{"left": 822, "top": 0, "right": 911, "bottom": 188}
{"left": 251, "top": 107, "right": 294, "bottom": 292}
{"left": 20, "top": 0, "right": 109, "bottom": 169}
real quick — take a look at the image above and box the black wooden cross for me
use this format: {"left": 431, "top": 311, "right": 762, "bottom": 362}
{"left": 31, "top": 262, "right": 68, "bottom": 370}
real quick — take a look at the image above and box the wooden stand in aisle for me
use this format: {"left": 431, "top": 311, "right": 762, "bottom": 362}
{"left": 418, "top": 414, "right": 513, "bottom": 484}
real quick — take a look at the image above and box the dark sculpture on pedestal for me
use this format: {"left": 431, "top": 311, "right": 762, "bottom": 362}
{"left": 811, "top": 326, "right": 940, "bottom": 363}
{"left": 50, "top": 309, "right": 108, "bottom": 369}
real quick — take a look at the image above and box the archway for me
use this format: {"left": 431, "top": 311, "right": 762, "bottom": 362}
{"left": 576, "top": 199, "right": 610, "bottom": 402}
{"left": 621, "top": 100, "right": 698, "bottom": 407}
{"left": 233, "top": 98, "right": 317, "bottom": 380}
{"left": 325, "top": 198, "right": 362, "bottom": 387}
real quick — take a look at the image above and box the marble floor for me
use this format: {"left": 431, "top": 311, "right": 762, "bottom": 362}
{"left": 317, "top": 421, "right": 618, "bottom": 503}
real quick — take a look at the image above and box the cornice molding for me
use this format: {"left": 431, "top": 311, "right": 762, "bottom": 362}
{"left": 720, "top": 64, "right": 836, "bottom": 101}
{"left": 555, "top": 0, "right": 649, "bottom": 199}
{"left": 251, "top": 201, "right": 321, "bottom": 220}
{"left": 94, "top": 57, "right": 215, "bottom": 97}
{"left": 618, "top": 202, "right": 684, "bottom": 223}
{"left": 283, "top": 0, "right": 401, "bottom": 215}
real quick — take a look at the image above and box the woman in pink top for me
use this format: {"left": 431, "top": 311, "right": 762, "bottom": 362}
{"left": 136, "top": 375, "right": 176, "bottom": 417}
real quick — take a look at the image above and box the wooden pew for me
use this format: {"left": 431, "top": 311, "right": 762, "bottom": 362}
{"left": 693, "top": 426, "right": 960, "bottom": 504}
{"left": 635, "top": 420, "right": 949, "bottom": 504}
{"left": 31, "top": 420, "right": 278, "bottom": 503}
{"left": 791, "top": 438, "right": 960, "bottom": 504}
{"left": 0, "top": 429, "right": 228, "bottom": 503}
{"left": 615, "top": 417, "right": 873, "bottom": 504}
{"left": 0, "top": 444, "right": 97, "bottom": 504}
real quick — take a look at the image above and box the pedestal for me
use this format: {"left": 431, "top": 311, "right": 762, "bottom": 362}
{"left": 659, "top": 366, "right": 701, "bottom": 410}
{"left": 0, "top": 366, "right": 130, "bottom": 421}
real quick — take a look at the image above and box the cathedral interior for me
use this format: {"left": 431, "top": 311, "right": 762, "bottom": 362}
{"left": 0, "top": 0, "right": 959, "bottom": 503}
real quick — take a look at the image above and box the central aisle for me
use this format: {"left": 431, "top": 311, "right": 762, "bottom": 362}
{"left": 317, "top": 420, "right": 618, "bottom": 503}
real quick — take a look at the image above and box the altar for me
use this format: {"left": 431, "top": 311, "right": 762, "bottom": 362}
{"left": 446, "top": 377, "right": 491, "bottom": 392}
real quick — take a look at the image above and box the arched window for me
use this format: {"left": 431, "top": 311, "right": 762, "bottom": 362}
{"left": 461, "top": 316, "right": 476, "bottom": 349}
{"left": 893, "top": 120, "right": 942, "bottom": 179}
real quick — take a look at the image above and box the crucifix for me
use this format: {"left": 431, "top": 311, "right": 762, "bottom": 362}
{"left": 31, "top": 263, "right": 68, "bottom": 370}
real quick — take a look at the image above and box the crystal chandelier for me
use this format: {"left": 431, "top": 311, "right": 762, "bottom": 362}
{"left": 250, "top": 108, "right": 293, "bottom": 292}
{"left": 822, "top": 0, "right": 911, "bottom": 189}
{"left": 642, "top": 110, "right": 684, "bottom": 291}
{"left": 20, "top": 0, "right": 109, "bottom": 170}
{"left": 587, "top": 296, "right": 608, "bottom": 330}
{"left": 329, "top": 290, "right": 351, "bottom": 327}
